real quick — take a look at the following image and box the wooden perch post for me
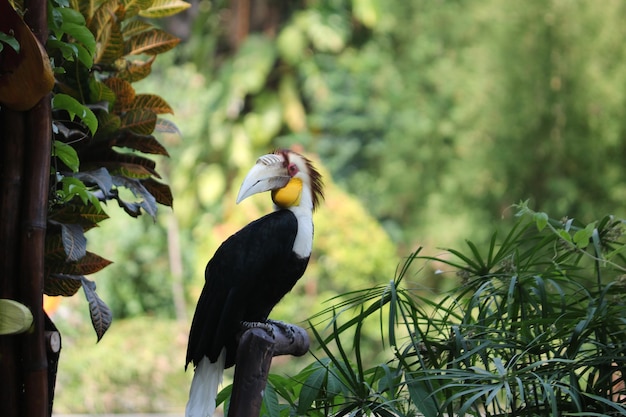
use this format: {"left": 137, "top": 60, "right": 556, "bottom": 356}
{"left": 228, "top": 322, "right": 309, "bottom": 417}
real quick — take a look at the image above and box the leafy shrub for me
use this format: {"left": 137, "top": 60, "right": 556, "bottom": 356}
{"left": 261, "top": 203, "right": 626, "bottom": 416}
{"left": 40, "top": 0, "right": 188, "bottom": 339}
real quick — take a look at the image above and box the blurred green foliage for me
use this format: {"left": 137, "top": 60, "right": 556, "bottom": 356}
{"left": 159, "top": 0, "right": 626, "bottom": 252}
{"left": 54, "top": 315, "right": 190, "bottom": 413}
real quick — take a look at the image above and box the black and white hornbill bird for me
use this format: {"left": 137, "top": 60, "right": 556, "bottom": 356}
{"left": 185, "top": 149, "right": 324, "bottom": 417}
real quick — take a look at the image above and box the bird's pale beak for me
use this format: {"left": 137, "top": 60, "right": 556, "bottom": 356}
{"left": 236, "top": 154, "right": 290, "bottom": 203}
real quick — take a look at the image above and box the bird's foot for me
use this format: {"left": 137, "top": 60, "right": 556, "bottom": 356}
{"left": 267, "top": 319, "right": 296, "bottom": 344}
{"left": 241, "top": 320, "right": 274, "bottom": 336}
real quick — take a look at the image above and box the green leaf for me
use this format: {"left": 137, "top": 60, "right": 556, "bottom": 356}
{"left": 267, "top": 374, "right": 297, "bottom": 405}
{"left": 116, "top": 58, "right": 154, "bottom": 82}
{"left": 261, "top": 383, "right": 280, "bottom": 417}
{"left": 49, "top": 6, "right": 64, "bottom": 29}
{"left": 94, "top": 20, "right": 124, "bottom": 65}
{"left": 121, "top": 20, "right": 153, "bottom": 39}
{"left": 47, "top": 38, "right": 79, "bottom": 61}
{"left": 579, "top": 392, "right": 626, "bottom": 415}
{"left": 0, "top": 31, "right": 20, "bottom": 53}
{"left": 533, "top": 211, "right": 549, "bottom": 231}
{"left": 56, "top": 7, "right": 87, "bottom": 26}
{"left": 53, "top": 141, "right": 80, "bottom": 172}
{"left": 215, "top": 384, "right": 233, "bottom": 408}
{"left": 52, "top": 94, "right": 98, "bottom": 134}
{"left": 123, "top": 0, "right": 155, "bottom": 18}
{"left": 59, "top": 177, "right": 87, "bottom": 204}
{"left": 573, "top": 223, "right": 595, "bottom": 249}
{"left": 605, "top": 243, "right": 626, "bottom": 261}
{"left": 95, "top": 112, "right": 122, "bottom": 135}
{"left": 75, "top": 43, "right": 94, "bottom": 67}
{"left": 61, "top": 22, "right": 97, "bottom": 56}
{"left": 48, "top": 203, "right": 109, "bottom": 229}
{"left": 139, "top": 0, "right": 191, "bottom": 18}
{"left": 297, "top": 365, "right": 326, "bottom": 413}
{"left": 120, "top": 108, "right": 157, "bottom": 134}
{"left": 131, "top": 94, "right": 174, "bottom": 114}
{"left": 557, "top": 229, "right": 573, "bottom": 243}
{"left": 124, "top": 28, "right": 180, "bottom": 56}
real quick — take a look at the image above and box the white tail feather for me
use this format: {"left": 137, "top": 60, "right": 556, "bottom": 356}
{"left": 186, "top": 350, "right": 225, "bottom": 417}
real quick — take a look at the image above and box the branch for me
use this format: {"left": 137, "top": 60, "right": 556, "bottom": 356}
{"left": 228, "top": 322, "right": 309, "bottom": 417}
{"left": 268, "top": 320, "right": 309, "bottom": 357}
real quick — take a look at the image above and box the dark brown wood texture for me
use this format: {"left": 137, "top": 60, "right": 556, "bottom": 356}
{"left": 0, "top": 1, "right": 52, "bottom": 416}
{"left": 228, "top": 322, "right": 309, "bottom": 417}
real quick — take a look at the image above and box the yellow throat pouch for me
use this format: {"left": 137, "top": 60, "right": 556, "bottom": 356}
{"left": 272, "top": 178, "right": 302, "bottom": 208}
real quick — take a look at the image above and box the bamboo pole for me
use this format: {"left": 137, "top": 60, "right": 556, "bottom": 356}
{"left": 19, "top": 2, "right": 52, "bottom": 415}
{"left": 19, "top": 92, "right": 52, "bottom": 417}
{"left": 0, "top": 108, "right": 25, "bottom": 417}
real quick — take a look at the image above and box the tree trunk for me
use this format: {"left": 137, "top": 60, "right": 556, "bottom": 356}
{"left": 168, "top": 213, "right": 188, "bottom": 322}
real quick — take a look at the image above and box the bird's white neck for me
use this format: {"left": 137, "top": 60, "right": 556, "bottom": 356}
{"left": 272, "top": 182, "right": 314, "bottom": 258}
{"left": 287, "top": 205, "right": 313, "bottom": 258}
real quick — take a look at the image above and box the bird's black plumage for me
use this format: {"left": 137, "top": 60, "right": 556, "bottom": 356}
{"left": 186, "top": 209, "right": 310, "bottom": 369}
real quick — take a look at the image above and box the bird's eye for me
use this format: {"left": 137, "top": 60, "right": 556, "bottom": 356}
{"left": 288, "top": 163, "right": 299, "bottom": 177}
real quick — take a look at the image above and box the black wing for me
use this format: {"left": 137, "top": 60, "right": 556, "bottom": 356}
{"left": 186, "top": 210, "right": 299, "bottom": 368}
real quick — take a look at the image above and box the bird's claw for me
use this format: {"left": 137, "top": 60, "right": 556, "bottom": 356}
{"left": 241, "top": 320, "right": 274, "bottom": 336}
{"left": 240, "top": 320, "right": 297, "bottom": 343}
{"left": 267, "top": 319, "right": 296, "bottom": 344}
